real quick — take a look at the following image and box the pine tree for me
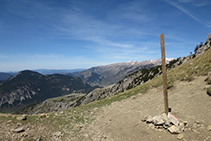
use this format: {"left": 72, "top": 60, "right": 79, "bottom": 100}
{"left": 194, "top": 45, "right": 199, "bottom": 54}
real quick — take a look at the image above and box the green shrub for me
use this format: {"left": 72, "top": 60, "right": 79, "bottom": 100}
{"left": 204, "top": 41, "right": 208, "bottom": 45}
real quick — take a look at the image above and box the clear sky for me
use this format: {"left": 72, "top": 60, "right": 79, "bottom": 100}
{"left": 0, "top": 0, "right": 210, "bottom": 72}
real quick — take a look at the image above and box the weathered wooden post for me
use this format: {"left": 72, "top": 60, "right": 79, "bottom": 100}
{"left": 160, "top": 34, "right": 169, "bottom": 115}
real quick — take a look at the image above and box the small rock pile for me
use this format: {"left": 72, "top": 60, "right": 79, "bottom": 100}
{"left": 142, "top": 113, "right": 187, "bottom": 134}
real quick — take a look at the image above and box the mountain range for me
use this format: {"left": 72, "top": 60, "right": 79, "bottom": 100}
{"left": 33, "top": 69, "right": 85, "bottom": 75}
{"left": 0, "top": 59, "right": 173, "bottom": 113}
{"left": 0, "top": 69, "right": 85, "bottom": 81}
{"left": 0, "top": 70, "right": 96, "bottom": 112}
{"left": 76, "top": 58, "right": 174, "bottom": 87}
{"left": 24, "top": 58, "right": 180, "bottom": 114}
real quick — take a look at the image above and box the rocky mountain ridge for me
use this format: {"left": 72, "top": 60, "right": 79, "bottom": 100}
{"left": 0, "top": 59, "right": 173, "bottom": 113}
{"left": 77, "top": 58, "right": 174, "bottom": 87}
{"left": 196, "top": 33, "right": 211, "bottom": 55}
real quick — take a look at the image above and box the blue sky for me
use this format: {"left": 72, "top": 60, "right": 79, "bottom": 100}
{"left": 0, "top": 0, "right": 210, "bottom": 72}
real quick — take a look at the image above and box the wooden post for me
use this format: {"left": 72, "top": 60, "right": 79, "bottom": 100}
{"left": 160, "top": 34, "right": 169, "bottom": 115}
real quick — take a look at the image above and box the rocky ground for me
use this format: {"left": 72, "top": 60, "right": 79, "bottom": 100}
{"left": 0, "top": 76, "right": 211, "bottom": 141}
{"left": 86, "top": 76, "right": 211, "bottom": 141}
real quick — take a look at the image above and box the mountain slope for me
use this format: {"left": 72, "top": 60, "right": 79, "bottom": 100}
{"left": 77, "top": 59, "right": 174, "bottom": 87}
{"left": 0, "top": 70, "right": 95, "bottom": 112}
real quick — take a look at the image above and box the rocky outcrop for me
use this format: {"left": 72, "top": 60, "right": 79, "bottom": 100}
{"left": 196, "top": 33, "right": 211, "bottom": 55}
{"left": 173, "top": 33, "right": 211, "bottom": 66}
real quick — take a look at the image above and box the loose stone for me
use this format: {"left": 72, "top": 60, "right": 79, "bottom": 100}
{"left": 13, "top": 127, "right": 25, "bottom": 133}
{"left": 16, "top": 115, "right": 27, "bottom": 121}
{"left": 207, "top": 125, "right": 211, "bottom": 131}
{"left": 168, "top": 125, "right": 181, "bottom": 134}
{"left": 177, "top": 134, "right": 184, "bottom": 140}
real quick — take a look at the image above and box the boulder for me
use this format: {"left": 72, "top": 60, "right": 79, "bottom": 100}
{"left": 178, "top": 123, "right": 185, "bottom": 132}
{"left": 152, "top": 115, "right": 165, "bottom": 125}
{"left": 13, "top": 127, "right": 25, "bottom": 133}
{"left": 207, "top": 125, "right": 211, "bottom": 131}
{"left": 40, "top": 113, "right": 48, "bottom": 118}
{"left": 168, "top": 125, "right": 181, "bottom": 134}
{"left": 16, "top": 115, "right": 27, "bottom": 121}
{"left": 141, "top": 116, "right": 147, "bottom": 122}
{"left": 146, "top": 115, "right": 153, "bottom": 123}
{"left": 161, "top": 113, "right": 170, "bottom": 125}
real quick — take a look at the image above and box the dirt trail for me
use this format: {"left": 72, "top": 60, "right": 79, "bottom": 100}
{"left": 87, "top": 76, "right": 211, "bottom": 141}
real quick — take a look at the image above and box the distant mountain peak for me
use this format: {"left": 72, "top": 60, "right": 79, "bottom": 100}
{"left": 77, "top": 58, "right": 176, "bottom": 87}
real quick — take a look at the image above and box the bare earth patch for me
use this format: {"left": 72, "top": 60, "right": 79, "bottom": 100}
{"left": 87, "top": 76, "right": 211, "bottom": 141}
